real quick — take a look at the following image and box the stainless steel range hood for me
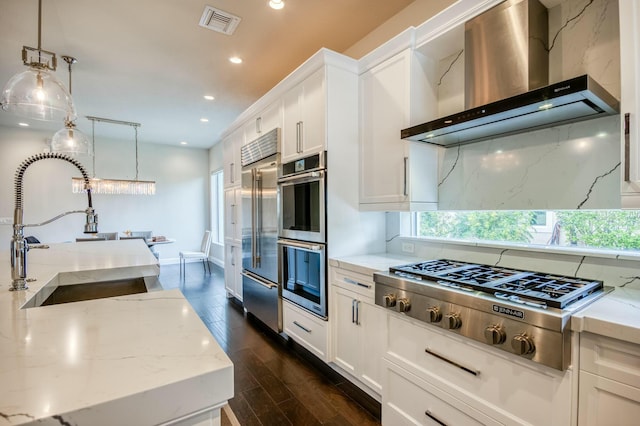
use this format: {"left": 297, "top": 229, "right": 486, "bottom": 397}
{"left": 401, "top": 0, "right": 620, "bottom": 148}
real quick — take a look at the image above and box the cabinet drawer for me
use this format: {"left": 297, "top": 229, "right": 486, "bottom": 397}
{"left": 330, "top": 267, "right": 375, "bottom": 300}
{"left": 578, "top": 370, "right": 640, "bottom": 426}
{"left": 384, "top": 359, "right": 499, "bottom": 426}
{"left": 580, "top": 332, "right": 640, "bottom": 389}
{"left": 283, "top": 300, "right": 328, "bottom": 361}
{"left": 386, "top": 313, "right": 572, "bottom": 425}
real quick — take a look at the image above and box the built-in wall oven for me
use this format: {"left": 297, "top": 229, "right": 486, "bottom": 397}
{"left": 278, "top": 152, "right": 327, "bottom": 319}
{"left": 278, "top": 239, "right": 327, "bottom": 318}
{"left": 278, "top": 152, "right": 325, "bottom": 244}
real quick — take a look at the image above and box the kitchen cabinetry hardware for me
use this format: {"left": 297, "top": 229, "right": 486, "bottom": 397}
{"left": 256, "top": 117, "right": 262, "bottom": 134}
{"left": 241, "top": 271, "right": 277, "bottom": 289}
{"left": 355, "top": 299, "right": 360, "bottom": 325}
{"left": 352, "top": 299, "right": 356, "bottom": 324}
{"left": 424, "top": 348, "right": 480, "bottom": 376}
{"left": 403, "top": 157, "right": 408, "bottom": 196}
{"left": 625, "top": 113, "right": 631, "bottom": 182}
{"left": 293, "top": 320, "right": 312, "bottom": 333}
{"left": 229, "top": 163, "right": 234, "bottom": 184}
{"left": 344, "top": 277, "right": 371, "bottom": 289}
{"left": 425, "top": 410, "right": 448, "bottom": 426}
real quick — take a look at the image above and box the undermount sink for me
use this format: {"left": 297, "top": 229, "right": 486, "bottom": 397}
{"left": 24, "top": 275, "right": 162, "bottom": 308}
{"left": 41, "top": 277, "right": 148, "bottom": 306}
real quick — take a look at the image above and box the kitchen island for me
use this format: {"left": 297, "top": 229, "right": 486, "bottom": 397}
{"left": 0, "top": 239, "right": 233, "bottom": 425}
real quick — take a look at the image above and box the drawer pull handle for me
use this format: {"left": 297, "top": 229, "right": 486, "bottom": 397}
{"left": 425, "top": 410, "right": 447, "bottom": 426}
{"left": 293, "top": 321, "right": 311, "bottom": 333}
{"left": 425, "top": 348, "right": 480, "bottom": 376}
{"left": 344, "top": 277, "right": 371, "bottom": 289}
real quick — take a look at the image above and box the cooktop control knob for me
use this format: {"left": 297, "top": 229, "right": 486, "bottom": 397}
{"left": 484, "top": 325, "right": 506, "bottom": 345}
{"left": 383, "top": 294, "right": 397, "bottom": 308}
{"left": 398, "top": 298, "right": 411, "bottom": 313}
{"left": 511, "top": 333, "right": 536, "bottom": 355}
{"left": 426, "top": 306, "right": 442, "bottom": 323}
{"left": 444, "top": 313, "right": 462, "bottom": 330}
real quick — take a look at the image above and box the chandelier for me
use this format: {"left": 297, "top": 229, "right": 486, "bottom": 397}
{"left": 72, "top": 116, "right": 156, "bottom": 195}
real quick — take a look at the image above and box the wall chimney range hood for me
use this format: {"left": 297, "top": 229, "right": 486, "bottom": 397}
{"left": 401, "top": 75, "right": 620, "bottom": 147}
{"left": 401, "top": 0, "right": 619, "bottom": 147}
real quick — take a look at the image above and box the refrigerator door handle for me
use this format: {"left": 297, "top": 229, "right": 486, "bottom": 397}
{"left": 251, "top": 168, "right": 257, "bottom": 269}
{"left": 256, "top": 170, "right": 263, "bottom": 267}
{"left": 242, "top": 270, "right": 278, "bottom": 289}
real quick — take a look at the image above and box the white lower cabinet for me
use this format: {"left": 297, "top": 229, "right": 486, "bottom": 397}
{"left": 282, "top": 299, "right": 329, "bottom": 361}
{"left": 384, "top": 313, "right": 573, "bottom": 425}
{"left": 384, "top": 360, "right": 499, "bottom": 426}
{"left": 332, "top": 285, "right": 387, "bottom": 395}
{"left": 223, "top": 244, "right": 242, "bottom": 301}
{"left": 578, "top": 332, "right": 640, "bottom": 425}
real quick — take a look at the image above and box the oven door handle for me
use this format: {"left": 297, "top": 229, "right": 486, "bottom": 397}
{"left": 242, "top": 271, "right": 278, "bottom": 289}
{"left": 277, "top": 169, "right": 325, "bottom": 184}
{"left": 277, "top": 239, "right": 324, "bottom": 252}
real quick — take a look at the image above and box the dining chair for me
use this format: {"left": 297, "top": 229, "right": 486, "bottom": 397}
{"left": 179, "top": 230, "right": 211, "bottom": 278}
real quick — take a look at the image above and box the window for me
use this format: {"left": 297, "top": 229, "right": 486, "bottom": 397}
{"left": 412, "top": 210, "right": 640, "bottom": 252}
{"left": 210, "top": 170, "right": 224, "bottom": 244}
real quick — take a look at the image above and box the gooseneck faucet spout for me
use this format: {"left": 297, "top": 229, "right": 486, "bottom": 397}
{"left": 11, "top": 153, "right": 98, "bottom": 291}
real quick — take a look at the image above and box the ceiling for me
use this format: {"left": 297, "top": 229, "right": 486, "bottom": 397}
{"left": 0, "top": 0, "right": 415, "bottom": 149}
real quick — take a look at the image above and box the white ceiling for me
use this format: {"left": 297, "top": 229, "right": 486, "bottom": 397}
{"left": 0, "top": 0, "right": 414, "bottom": 149}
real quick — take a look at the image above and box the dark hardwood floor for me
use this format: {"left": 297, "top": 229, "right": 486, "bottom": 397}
{"left": 160, "top": 262, "right": 381, "bottom": 426}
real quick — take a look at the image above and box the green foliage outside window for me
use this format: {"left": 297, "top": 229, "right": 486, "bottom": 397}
{"left": 556, "top": 210, "right": 640, "bottom": 250}
{"left": 418, "top": 211, "right": 535, "bottom": 243}
{"left": 416, "top": 210, "right": 640, "bottom": 252}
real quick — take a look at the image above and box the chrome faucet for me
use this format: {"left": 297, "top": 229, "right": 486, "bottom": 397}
{"left": 10, "top": 153, "right": 98, "bottom": 291}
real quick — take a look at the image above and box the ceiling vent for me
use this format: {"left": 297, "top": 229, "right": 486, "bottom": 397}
{"left": 198, "top": 6, "right": 241, "bottom": 35}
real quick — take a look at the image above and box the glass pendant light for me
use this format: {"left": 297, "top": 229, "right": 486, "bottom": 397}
{"left": 51, "top": 56, "right": 91, "bottom": 155}
{"left": 1, "top": 0, "right": 76, "bottom": 121}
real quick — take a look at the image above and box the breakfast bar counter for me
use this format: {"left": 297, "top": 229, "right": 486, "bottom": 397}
{"left": 0, "top": 240, "right": 233, "bottom": 425}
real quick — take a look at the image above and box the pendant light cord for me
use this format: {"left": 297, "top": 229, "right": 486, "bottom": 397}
{"left": 135, "top": 126, "right": 139, "bottom": 181}
{"left": 92, "top": 120, "right": 96, "bottom": 178}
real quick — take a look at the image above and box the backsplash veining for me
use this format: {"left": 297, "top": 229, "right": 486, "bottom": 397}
{"left": 434, "top": 0, "right": 621, "bottom": 210}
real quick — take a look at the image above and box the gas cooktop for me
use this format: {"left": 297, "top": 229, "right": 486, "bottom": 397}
{"left": 390, "top": 259, "right": 603, "bottom": 309}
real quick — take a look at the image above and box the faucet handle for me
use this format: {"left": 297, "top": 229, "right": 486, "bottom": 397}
{"left": 84, "top": 208, "right": 98, "bottom": 234}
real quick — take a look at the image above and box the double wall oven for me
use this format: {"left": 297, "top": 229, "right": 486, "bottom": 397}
{"left": 278, "top": 152, "right": 328, "bottom": 319}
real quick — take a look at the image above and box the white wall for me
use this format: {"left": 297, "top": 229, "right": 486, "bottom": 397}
{"left": 0, "top": 125, "right": 210, "bottom": 264}
{"left": 208, "top": 142, "right": 224, "bottom": 266}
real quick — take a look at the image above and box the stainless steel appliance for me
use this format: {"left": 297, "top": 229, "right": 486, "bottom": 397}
{"left": 401, "top": 0, "right": 619, "bottom": 147}
{"left": 278, "top": 238, "right": 327, "bottom": 319}
{"left": 241, "top": 128, "right": 281, "bottom": 333}
{"left": 374, "top": 259, "right": 611, "bottom": 370}
{"left": 278, "top": 152, "right": 326, "bottom": 244}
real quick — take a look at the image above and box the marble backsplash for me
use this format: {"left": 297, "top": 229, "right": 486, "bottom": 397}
{"left": 432, "top": 0, "right": 621, "bottom": 210}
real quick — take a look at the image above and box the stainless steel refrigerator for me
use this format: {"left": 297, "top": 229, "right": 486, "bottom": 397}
{"left": 241, "top": 128, "right": 281, "bottom": 332}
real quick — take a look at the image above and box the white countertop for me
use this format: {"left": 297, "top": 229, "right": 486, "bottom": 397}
{"left": 0, "top": 240, "right": 233, "bottom": 425}
{"left": 333, "top": 252, "right": 640, "bottom": 348}
{"left": 572, "top": 286, "right": 640, "bottom": 345}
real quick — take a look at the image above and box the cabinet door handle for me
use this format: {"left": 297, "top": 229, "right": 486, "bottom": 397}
{"left": 424, "top": 348, "right": 480, "bottom": 376}
{"left": 230, "top": 204, "right": 235, "bottom": 225}
{"left": 343, "top": 277, "right": 371, "bottom": 289}
{"left": 355, "top": 300, "right": 360, "bottom": 325}
{"left": 256, "top": 116, "right": 262, "bottom": 134}
{"left": 230, "top": 248, "right": 235, "bottom": 266}
{"left": 293, "top": 320, "right": 311, "bottom": 333}
{"left": 625, "top": 112, "right": 631, "bottom": 182}
{"left": 425, "top": 410, "right": 447, "bottom": 426}
{"left": 403, "top": 157, "right": 408, "bottom": 196}
{"left": 230, "top": 162, "right": 234, "bottom": 183}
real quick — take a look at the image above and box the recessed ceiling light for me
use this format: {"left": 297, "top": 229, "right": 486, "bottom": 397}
{"left": 18, "top": 122, "right": 29, "bottom": 127}
{"left": 204, "top": 95, "right": 215, "bottom": 101}
{"left": 269, "top": 0, "right": 285, "bottom": 10}
{"left": 180, "top": 141, "right": 188, "bottom": 145}
{"left": 200, "top": 118, "right": 209, "bottom": 123}
{"left": 229, "top": 56, "right": 242, "bottom": 64}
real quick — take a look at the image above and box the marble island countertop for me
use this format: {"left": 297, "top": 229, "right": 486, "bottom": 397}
{"left": 0, "top": 240, "right": 233, "bottom": 425}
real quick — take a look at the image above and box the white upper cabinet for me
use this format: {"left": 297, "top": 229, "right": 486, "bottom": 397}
{"left": 620, "top": 0, "right": 640, "bottom": 207}
{"left": 243, "top": 100, "right": 283, "bottom": 146}
{"left": 222, "top": 128, "right": 242, "bottom": 189}
{"left": 282, "top": 67, "right": 326, "bottom": 163}
{"left": 359, "top": 48, "right": 439, "bottom": 211}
